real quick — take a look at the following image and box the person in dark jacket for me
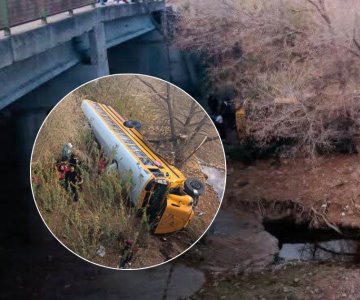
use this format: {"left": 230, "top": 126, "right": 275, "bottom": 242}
{"left": 65, "top": 165, "right": 82, "bottom": 202}
{"left": 69, "top": 154, "right": 80, "bottom": 166}
{"left": 118, "top": 240, "right": 134, "bottom": 268}
{"left": 215, "top": 114, "right": 226, "bottom": 141}
{"left": 208, "top": 95, "right": 219, "bottom": 115}
{"left": 220, "top": 100, "right": 236, "bottom": 129}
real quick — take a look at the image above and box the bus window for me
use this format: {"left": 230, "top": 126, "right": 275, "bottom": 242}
{"left": 145, "top": 179, "right": 155, "bottom": 191}
{"left": 148, "top": 168, "right": 165, "bottom": 177}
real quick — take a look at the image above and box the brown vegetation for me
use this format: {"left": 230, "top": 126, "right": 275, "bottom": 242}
{"left": 174, "top": 0, "right": 360, "bottom": 156}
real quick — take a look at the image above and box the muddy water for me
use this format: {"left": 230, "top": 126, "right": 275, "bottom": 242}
{"left": 265, "top": 220, "right": 360, "bottom": 263}
{"left": 207, "top": 207, "right": 359, "bottom": 272}
{"left": 199, "top": 164, "right": 226, "bottom": 200}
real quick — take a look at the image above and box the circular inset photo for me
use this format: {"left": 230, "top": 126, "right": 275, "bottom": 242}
{"left": 31, "top": 74, "right": 226, "bottom": 270}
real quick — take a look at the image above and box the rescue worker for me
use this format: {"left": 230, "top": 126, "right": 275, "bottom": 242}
{"left": 215, "top": 114, "right": 226, "bottom": 141}
{"left": 65, "top": 165, "right": 81, "bottom": 202}
{"left": 56, "top": 161, "right": 69, "bottom": 187}
{"left": 98, "top": 152, "right": 107, "bottom": 174}
{"left": 62, "top": 143, "right": 73, "bottom": 161}
{"left": 221, "top": 100, "right": 236, "bottom": 129}
{"left": 118, "top": 240, "right": 134, "bottom": 268}
{"left": 207, "top": 95, "right": 219, "bottom": 115}
{"left": 69, "top": 154, "right": 80, "bottom": 166}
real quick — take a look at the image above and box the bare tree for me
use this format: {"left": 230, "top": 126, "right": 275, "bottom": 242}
{"left": 174, "top": 0, "right": 360, "bottom": 156}
{"left": 135, "top": 76, "right": 220, "bottom": 168}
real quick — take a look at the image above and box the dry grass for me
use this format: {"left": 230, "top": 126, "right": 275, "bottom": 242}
{"left": 174, "top": 0, "right": 360, "bottom": 157}
{"left": 32, "top": 93, "right": 148, "bottom": 263}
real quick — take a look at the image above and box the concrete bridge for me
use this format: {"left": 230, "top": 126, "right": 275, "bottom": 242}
{"left": 0, "top": 1, "right": 165, "bottom": 110}
{"left": 0, "top": 1, "right": 200, "bottom": 243}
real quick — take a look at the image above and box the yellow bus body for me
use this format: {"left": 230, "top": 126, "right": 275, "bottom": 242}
{"left": 82, "top": 100, "right": 198, "bottom": 234}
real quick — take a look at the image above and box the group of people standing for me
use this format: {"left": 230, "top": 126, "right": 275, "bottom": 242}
{"left": 97, "top": 0, "right": 130, "bottom": 6}
{"left": 55, "top": 143, "right": 83, "bottom": 202}
{"left": 55, "top": 144, "right": 136, "bottom": 267}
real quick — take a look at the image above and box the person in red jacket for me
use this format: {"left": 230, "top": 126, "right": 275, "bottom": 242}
{"left": 56, "top": 161, "right": 69, "bottom": 186}
{"left": 98, "top": 153, "right": 107, "bottom": 174}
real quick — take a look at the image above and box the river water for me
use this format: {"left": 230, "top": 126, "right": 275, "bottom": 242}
{"left": 264, "top": 220, "right": 360, "bottom": 263}
{"left": 278, "top": 239, "right": 359, "bottom": 262}
{"left": 64, "top": 263, "right": 205, "bottom": 300}
{"left": 199, "top": 164, "right": 226, "bottom": 201}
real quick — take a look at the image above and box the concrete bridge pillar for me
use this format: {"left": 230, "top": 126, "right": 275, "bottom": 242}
{"left": 15, "top": 109, "right": 52, "bottom": 243}
{"left": 89, "top": 23, "right": 109, "bottom": 78}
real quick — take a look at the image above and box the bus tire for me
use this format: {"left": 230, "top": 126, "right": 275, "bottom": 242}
{"left": 184, "top": 178, "right": 205, "bottom": 197}
{"left": 124, "top": 120, "right": 141, "bottom": 129}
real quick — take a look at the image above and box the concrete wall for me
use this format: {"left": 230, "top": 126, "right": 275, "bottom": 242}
{"left": 108, "top": 30, "right": 170, "bottom": 80}
{"left": 108, "top": 30, "right": 199, "bottom": 94}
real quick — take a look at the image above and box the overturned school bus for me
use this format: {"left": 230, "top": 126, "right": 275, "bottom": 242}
{"left": 81, "top": 100, "right": 205, "bottom": 234}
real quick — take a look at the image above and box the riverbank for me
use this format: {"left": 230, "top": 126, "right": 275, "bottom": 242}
{"left": 183, "top": 154, "right": 360, "bottom": 299}
{"left": 194, "top": 261, "right": 360, "bottom": 300}
{"left": 185, "top": 204, "right": 360, "bottom": 299}
{"left": 227, "top": 154, "right": 360, "bottom": 229}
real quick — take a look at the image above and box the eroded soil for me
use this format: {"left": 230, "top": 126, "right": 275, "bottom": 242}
{"left": 227, "top": 155, "right": 360, "bottom": 228}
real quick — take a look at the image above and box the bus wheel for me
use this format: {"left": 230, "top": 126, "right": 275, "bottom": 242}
{"left": 184, "top": 178, "right": 205, "bottom": 197}
{"left": 124, "top": 120, "right": 141, "bottom": 129}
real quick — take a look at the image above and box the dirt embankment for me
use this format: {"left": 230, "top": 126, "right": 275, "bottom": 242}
{"left": 194, "top": 262, "right": 360, "bottom": 300}
{"left": 226, "top": 154, "right": 360, "bottom": 230}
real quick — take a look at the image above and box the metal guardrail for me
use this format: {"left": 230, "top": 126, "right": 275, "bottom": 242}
{"left": 0, "top": 0, "right": 162, "bottom": 35}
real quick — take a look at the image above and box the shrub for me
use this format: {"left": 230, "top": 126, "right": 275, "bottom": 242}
{"left": 175, "top": 0, "right": 360, "bottom": 156}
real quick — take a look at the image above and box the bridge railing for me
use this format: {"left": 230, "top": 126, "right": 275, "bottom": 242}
{"left": 0, "top": 1, "right": 96, "bottom": 31}
{"left": 0, "top": 0, "right": 162, "bottom": 35}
